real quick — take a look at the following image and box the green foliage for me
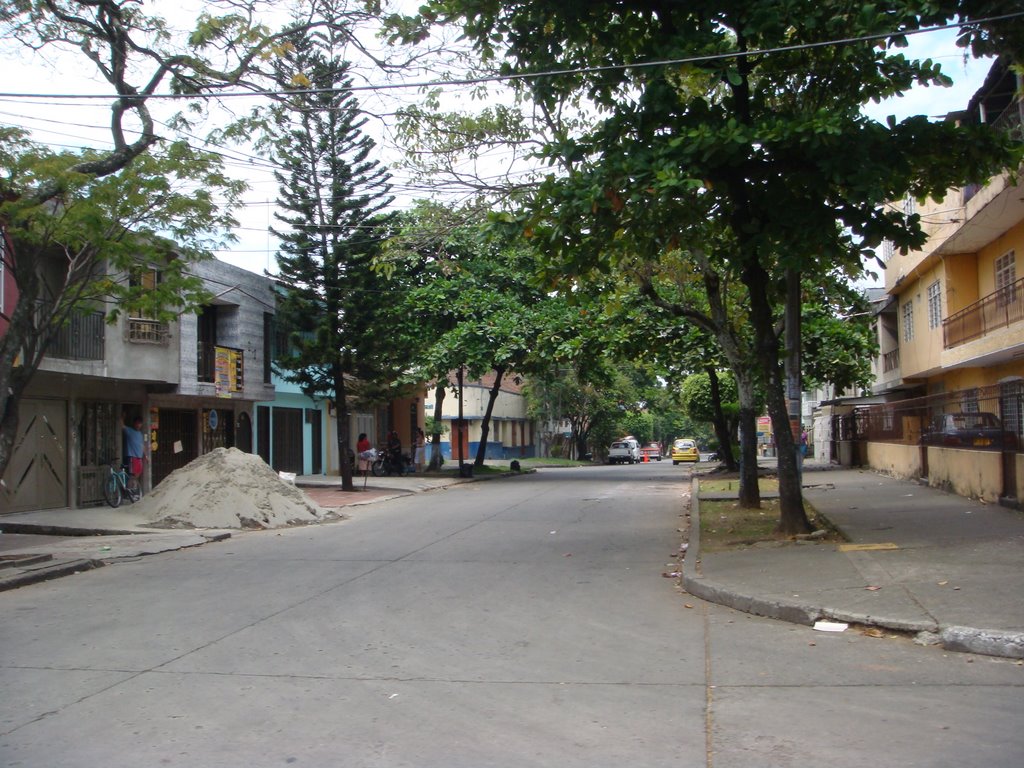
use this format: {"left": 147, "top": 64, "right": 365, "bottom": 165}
{"left": 801, "top": 281, "right": 879, "bottom": 394}
{"left": 681, "top": 371, "right": 738, "bottom": 424}
{"left": 262, "top": 23, "right": 404, "bottom": 408}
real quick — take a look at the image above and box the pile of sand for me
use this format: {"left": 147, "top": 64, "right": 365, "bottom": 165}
{"left": 133, "top": 447, "right": 332, "bottom": 530}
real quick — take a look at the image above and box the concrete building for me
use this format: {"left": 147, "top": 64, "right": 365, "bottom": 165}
{"left": 855, "top": 58, "right": 1024, "bottom": 504}
{"left": 0, "top": 257, "right": 276, "bottom": 515}
{"left": 429, "top": 371, "right": 537, "bottom": 461}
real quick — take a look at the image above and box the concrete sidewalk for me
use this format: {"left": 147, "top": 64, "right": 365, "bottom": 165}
{"left": 683, "top": 466, "right": 1024, "bottom": 659}
{"left": 0, "top": 471, "right": 470, "bottom": 591}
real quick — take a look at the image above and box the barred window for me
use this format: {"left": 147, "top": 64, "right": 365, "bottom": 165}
{"left": 995, "top": 250, "right": 1017, "bottom": 307}
{"left": 927, "top": 281, "right": 942, "bottom": 329}
{"left": 902, "top": 300, "right": 914, "bottom": 342}
{"left": 880, "top": 239, "right": 894, "bottom": 265}
{"left": 902, "top": 194, "right": 916, "bottom": 216}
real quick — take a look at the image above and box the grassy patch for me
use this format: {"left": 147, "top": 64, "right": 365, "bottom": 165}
{"left": 699, "top": 498, "right": 842, "bottom": 552}
{"left": 517, "top": 457, "right": 591, "bottom": 468}
{"left": 700, "top": 477, "right": 779, "bottom": 493}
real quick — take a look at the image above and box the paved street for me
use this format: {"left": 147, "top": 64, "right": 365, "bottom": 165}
{"left": 2, "top": 463, "right": 1022, "bottom": 767}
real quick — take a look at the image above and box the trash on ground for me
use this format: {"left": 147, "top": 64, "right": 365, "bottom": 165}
{"left": 813, "top": 620, "right": 849, "bottom": 633}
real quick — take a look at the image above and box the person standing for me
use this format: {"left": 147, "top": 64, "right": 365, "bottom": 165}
{"left": 122, "top": 415, "right": 145, "bottom": 481}
{"left": 414, "top": 428, "right": 426, "bottom": 473}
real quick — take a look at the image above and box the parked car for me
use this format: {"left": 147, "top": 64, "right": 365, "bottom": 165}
{"left": 640, "top": 442, "right": 662, "bottom": 461}
{"left": 671, "top": 438, "right": 700, "bottom": 464}
{"left": 607, "top": 437, "right": 641, "bottom": 464}
{"left": 921, "top": 412, "right": 1017, "bottom": 450}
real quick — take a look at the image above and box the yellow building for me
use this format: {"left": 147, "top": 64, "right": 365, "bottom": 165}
{"left": 864, "top": 59, "right": 1023, "bottom": 504}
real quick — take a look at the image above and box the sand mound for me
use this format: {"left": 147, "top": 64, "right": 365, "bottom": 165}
{"left": 133, "top": 447, "right": 332, "bottom": 530}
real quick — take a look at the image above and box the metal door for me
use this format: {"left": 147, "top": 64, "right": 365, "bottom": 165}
{"left": 0, "top": 399, "right": 68, "bottom": 513}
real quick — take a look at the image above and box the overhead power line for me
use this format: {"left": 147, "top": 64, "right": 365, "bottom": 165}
{"left": 0, "top": 12, "right": 1021, "bottom": 103}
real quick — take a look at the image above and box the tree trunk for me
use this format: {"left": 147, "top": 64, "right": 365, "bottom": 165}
{"left": 734, "top": 370, "right": 762, "bottom": 508}
{"left": 333, "top": 367, "right": 355, "bottom": 492}
{"left": 474, "top": 367, "right": 505, "bottom": 468}
{"left": 429, "top": 383, "right": 446, "bottom": 471}
{"left": 740, "top": 262, "right": 811, "bottom": 534}
{"left": 706, "top": 366, "right": 738, "bottom": 472}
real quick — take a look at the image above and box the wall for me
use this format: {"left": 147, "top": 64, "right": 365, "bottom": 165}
{"left": 926, "top": 447, "right": 1004, "bottom": 503}
{"left": 976, "top": 215, "right": 1022, "bottom": 298}
{"left": 866, "top": 442, "right": 921, "bottom": 480}
{"left": 175, "top": 259, "right": 276, "bottom": 403}
{"left": 894, "top": 260, "right": 946, "bottom": 380}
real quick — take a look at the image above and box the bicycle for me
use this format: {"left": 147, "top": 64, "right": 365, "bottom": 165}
{"left": 104, "top": 462, "right": 142, "bottom": 507}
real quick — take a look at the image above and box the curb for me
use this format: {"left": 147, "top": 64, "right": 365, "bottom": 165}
{"left": 681, "top": 478, "right": 1024, "bottom": 660}
{"left": 0, "top": 558, "right": 105, "bottom": 592}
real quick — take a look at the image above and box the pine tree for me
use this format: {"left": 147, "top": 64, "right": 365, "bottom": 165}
{"left": 264, "top": 21, "right": 402, "bottom": 491}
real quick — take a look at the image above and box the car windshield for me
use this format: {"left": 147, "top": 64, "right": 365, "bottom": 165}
{"left": 943, "top": 414, "right": 1001, "bottom": 430}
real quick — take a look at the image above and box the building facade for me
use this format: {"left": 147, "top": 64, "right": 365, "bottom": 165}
{"left": 429, "top": 371, "right": 537, "bottom": 461}
{"left": 857, "top": 60, "right": 1024, "bottom": 503}
{"left": 0, "top": 257, "right": 276, "bottom": 515}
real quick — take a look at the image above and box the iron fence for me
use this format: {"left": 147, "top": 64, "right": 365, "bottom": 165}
{"left": 853, "top": 383, "right": 1023, "bottom": 452}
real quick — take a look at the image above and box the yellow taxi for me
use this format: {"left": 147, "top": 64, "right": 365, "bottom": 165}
{"left": 670, "top": 438, "right": 700, "bottom": 465}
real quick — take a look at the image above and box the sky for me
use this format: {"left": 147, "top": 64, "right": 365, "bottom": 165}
{"left": 0, "top": 8, "right": 998, "bottom": 279}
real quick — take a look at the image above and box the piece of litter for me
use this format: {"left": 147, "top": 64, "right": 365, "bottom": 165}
{"left": 388, "top": 693, "right": 399, "bottom": 700}
{"left": 563, "top": 553, "right": 572, "bottom": 557}
{"left": 684, "top": 603, "right": 694, "bottom": 609}
{"left": 550, "top": 531, "right": 557, "bottom": 535}
{"left": 938, "top": 580, "right": 949, "bottom": 586}
{"left": 662, "top": 571, "right": 681, "bottom": 578}
{"left": 813, "top": 621, "right": 849, "bottom": 633}
{"left": 865, "top": 585, "right": 881, "bottom": 591}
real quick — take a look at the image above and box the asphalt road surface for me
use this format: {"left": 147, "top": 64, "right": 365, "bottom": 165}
{"left": 2, "top": 462, "right": 1022, "bottom": 767}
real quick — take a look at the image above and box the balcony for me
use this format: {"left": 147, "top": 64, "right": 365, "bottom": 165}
{"left": 126, "top": 317, "right": 169, "bottom": 344}
{"left": 883, "top": 348, "right": 900, "bottom": 373}
{"left": 197, "top": 342, "right": 244, "bottom": 394}
{"left": 944, "top": 277, "right": 1024, "bottom": 349}
{"left": 47, "top": 309, "right": 105, "bottom": 361}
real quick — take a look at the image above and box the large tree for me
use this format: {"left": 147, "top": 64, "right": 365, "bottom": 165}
{"left": 401, "top": 0, "right": 1020, "bottom": 533}
{"left": 0, "top": 0, "right": 438, "bottom": 480}
{"left": 263, "top": 18, "right": 402, "bottom": 491}
{"left": 0, "top": 130, "right": 242, "bottom": 478}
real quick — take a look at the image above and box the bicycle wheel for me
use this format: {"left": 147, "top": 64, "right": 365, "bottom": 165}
{"left": 104, "top": 471, "right": 122, "bottom": 508}
{"left": 371, "top": 458, "right": 385, "bottom": 477}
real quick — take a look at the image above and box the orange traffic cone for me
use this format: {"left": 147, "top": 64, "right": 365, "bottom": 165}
{"left": 642, "top": 453, "right": 648, "bottom": 463}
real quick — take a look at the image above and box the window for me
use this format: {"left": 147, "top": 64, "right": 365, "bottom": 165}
{"left": 880, "top": 240, "right": 894, "bottom": 266}
{"left": 927, "top": 281, "right": 942, "bottom": 329}
{"left": 126, "top": 268, "right": 169, "bottom": 343}
{"left": 995, "top": 250, "right": 1017, "bottom": 307}
{"left": 902, "top": 193, "right": 916, "bottom": 216}
{"left": 263, "top": 313, "right": 274, "bottom": 384}
{"left": 902, "top": 300, "right": 914, "bottom": 342}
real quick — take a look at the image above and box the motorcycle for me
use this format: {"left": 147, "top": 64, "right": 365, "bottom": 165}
{"left": 371, "top": 449, "right": 411, "bottom": 477}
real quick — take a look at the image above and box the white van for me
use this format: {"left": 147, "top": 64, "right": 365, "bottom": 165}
{"left": 607, "top": 437, "right": 641, "bottom": 464}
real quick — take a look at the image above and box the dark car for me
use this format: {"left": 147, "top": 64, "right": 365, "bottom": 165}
{"left": 921, "top": 412, "right": 1017, "bottom": 450}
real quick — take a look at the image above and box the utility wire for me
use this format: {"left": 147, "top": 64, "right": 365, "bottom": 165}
{"left": 0, "top": 12, "right": 1021, "bottom": 102}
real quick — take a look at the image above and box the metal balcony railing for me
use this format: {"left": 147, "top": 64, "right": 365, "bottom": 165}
{"left": 126, "top": 317, "right": 169, "bottom": 344}
{"left": 882, "top": 348, "right": 900, "bottom": 373}
{"left": 47, "top": 309, "right": 105, "bottom": 361}
{"left": 943, "top": 276, "right": 1024, "bottom": 349}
